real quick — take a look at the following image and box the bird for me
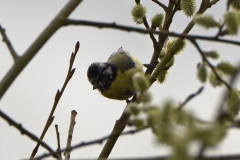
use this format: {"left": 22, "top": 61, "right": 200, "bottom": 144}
{"left": 87, "top": 47, "right": 144, "bottom": 100}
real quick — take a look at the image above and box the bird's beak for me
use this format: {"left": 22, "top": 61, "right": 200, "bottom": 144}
{"left": 93, "top": 83, "right": 98, "bottom": 90}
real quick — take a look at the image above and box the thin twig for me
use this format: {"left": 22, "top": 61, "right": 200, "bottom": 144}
{"left": 0, "top": 0, "right": 82, "bottom": 100}
{"left": 64, "top": 110, "right": 77, "bottom": 160}
{"left": 152, "top": 0, "right": 167, "bottom": 12}
{"left": 36, "top": 151, "right": 240, "bottom": 160}
{"left": 0, "top": 24, "right": 18, "bottom": 61}
{"left": 178, "top": 86, "right": 204, "bottom": 110}
{"left": 34, "top": 127, "right": 147, "bottom": 159}
{"left": 29, "top": 41, "right": 80, "bottom": 160}
{"left": 62, "top": 19, "right": 240, "bottom": 46}
{"left": 190, "top": 39, "right": 232, "bottom": 90}
{"left": 215, "top": 0, "right": 230, "bottom": 38}
{"left": 142, "top": 16, "right": 158, "bottom": 48}
{"left": 0, "top": 110, "right": 56, "bottom": 157}
{"left": 55, "top": 125, "right": 62, "bottom": 160}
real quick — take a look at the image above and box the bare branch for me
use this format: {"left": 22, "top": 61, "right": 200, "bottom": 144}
{"left": 190, "top": 40, "right": 232, "bottom": 90}
{"left": 152, "top": 0, "right": 167, "bottom": 11}
{"left": 29, "top": 41, "right": 80, "bottom": 159}
{"left": 0, "top": 24, "right": 18, "bottom": 61}
{"left": 0, "top": 110, "right": 56, "bottom": 157}
{"left": 0, "top": 0, "right": 82, "bottom": 100}
{"left": 63, "top": 19, "right": 240, "bottom": 46}
{"left": 64, "top": 110, "right": 77, "bottom": 160}
{"left": 142, "top": 16, "right": 158, "bottom": 47}
{"left": 98, "top": 111, "right": 131, "bottom": 159}
{"left": 34, "top": 128, "right": 146, "bottom": 159}
{"left": 55, "top": 125, "right": 62, "bottom": 160}
{"left": 178, "top": 86, "right": 204, "bottom": 110}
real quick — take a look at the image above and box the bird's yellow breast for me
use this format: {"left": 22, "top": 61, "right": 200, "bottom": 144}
{"left": 101, "top": 66, "right": 142, "bottom": 100}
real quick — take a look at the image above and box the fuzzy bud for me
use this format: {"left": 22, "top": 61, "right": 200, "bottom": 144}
{"left": 128, "top": 102, "right": 140, "bottom": 116}
{"left": 194, "top": 15, "right": 220, "bottom": 28}
{"left": 157, "top": 70, "right": 168, "bottom": 84}
{"left": 209, "top": 70, "right": 223, "bottom": 87}
{"left": 224, "top": 11, "right": 239, "bottom": 35}
{"left": 151, "top": 13, "right": 164, "bottom": 28}
{"left": 180, "top": 0, "right": 196, "bottom": 17}
{"left": 171, "top": 109, "right": 189, "bottom": 125}
{"left": 159, "top": 48, "right": 166, "bottom": 61}
{"left": 166, "top": 57, "right": 175, "bottom": 68}
{"left": 131, "top": 4, "right": 146, "bottom": 19}
{"left": 205, "top": 50, "right": 219, "bottom": 59}
{"left": 197, "top": 63, "right": 207, "bottom": 83}
{"left": 132, "top": 72, "right": 150, "bottom": 92}
{"left": 133, "top": 118, "right": 145, "bottom": 130}
{"left": 133, "top": 17, "right": 144, "bottom": 24}
{"left": 167, "top": 39, "right": 186, "bottom": 55}
{"left": 216, "top": 61, "right": 237, "bottom": 76}
{"left": 141, "top": 92, "right": 152, "bottom": 103}
{"left": 230, "top": 0, "right": 240, "bottom": 10}
{"left": 227, "top": 88, "right": 240, "bottom": 117}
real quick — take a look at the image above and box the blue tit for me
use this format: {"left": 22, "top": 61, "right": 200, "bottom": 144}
{"left": 87, "top": 47, "right": 143, "bottom": 100}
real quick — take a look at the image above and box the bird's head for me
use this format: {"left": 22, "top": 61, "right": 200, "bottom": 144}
{"left": 87, "top": 62, "right": 117, "bottom": 92}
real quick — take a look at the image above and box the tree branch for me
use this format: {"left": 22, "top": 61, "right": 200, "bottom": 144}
{"left": 34, "top": 128, "right": 147, "bottom": 159}
{"left": 63, "top": 19, "right": 240, "bottom": 46}
{"left": 0, "top": 110, "right": 56, "bottom": 157}
{"left": 142, "top": 16, "right": 158, "bottom": 48}
{"left": 0, "top": 0, "right": 82, "bottom": 100}
{"left": 151, "top": 0, "right": 221, "bottom": 83}
{"left": 29, "top": 41, "right": 80, "bottom": 159}
{"left": 64, "top": 110, "right": 77, "bottom": 160}
{"left": 98, "top": 1, "right": 221, "bottom": 159}
{"left": 178, "top": 86, "right": 204, "bottom": 110}
{"left": 152, "top": 0, "right": 167, "bottom": 12}
{"left": 0, "top": 24, "right": 19, "bottom": 61}
{"left": 55, "top": 125, "right": 62, "bottom": 160}
{"left": 190, "top": 39, "right": 232, "bottom": 90}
